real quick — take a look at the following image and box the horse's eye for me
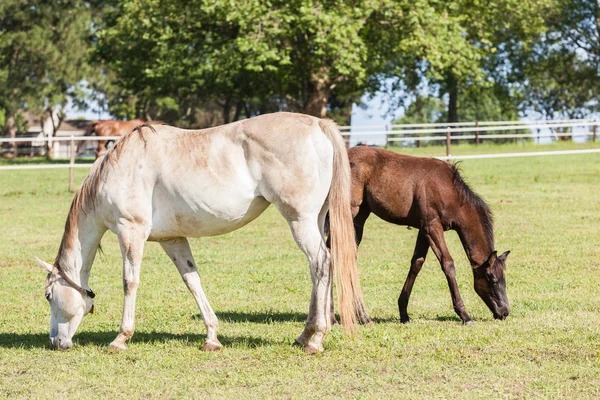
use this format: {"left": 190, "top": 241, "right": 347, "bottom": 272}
{"left": 45, "top": 292, "right": 51, "bottom": 301}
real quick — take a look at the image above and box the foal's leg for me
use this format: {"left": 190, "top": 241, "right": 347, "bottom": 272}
{"left": 352, "top": 203, "right": 371, "bottom": 247}
{"left": 160, "top": 238, "right": 221, "bottom": 351}
{"left": 288, "top": 214, "right": 332, "bottom": 353}
{"left": 109, "top": 222, "right": 148, "bottom": 351}
{"left": 425, "top": 223, "right": 473, "bottom": 325}
{"left": 398, "top": 230, "right": 429, "bottom": 323}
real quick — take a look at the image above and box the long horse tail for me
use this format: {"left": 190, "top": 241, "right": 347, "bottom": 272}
{"left": 319, "top": 119, "right": 363, "bottom": 334}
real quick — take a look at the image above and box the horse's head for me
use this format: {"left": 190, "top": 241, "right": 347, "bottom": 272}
{"left": 35, "top": 258, "right": 94, "bottom": 350}
{"left": 473, "top": 250, "right": 510, "bottom": 320}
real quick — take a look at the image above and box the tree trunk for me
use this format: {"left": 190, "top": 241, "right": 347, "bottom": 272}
{"left": 4, "top": 113, "right": 17, "bottom": 158}
{"left": 222, "top": 96, "right": 232, "bottom": 124}
{"left": 447, "top": 71, "right": 458, "bottom": 124}
{"left": 233, "top": 99, "right": 245, "bottom": 122}
{"left": 303, "top": 75, "right": 329, "bottom": 118}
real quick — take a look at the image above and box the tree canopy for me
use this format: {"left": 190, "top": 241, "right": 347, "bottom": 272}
{"left": 1, "top": 0, "right": 598, "bottom": 149}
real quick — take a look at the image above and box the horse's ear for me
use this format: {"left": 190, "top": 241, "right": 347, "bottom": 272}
{"left": 34, "top": 257, "right": 53, "bottom": 273}
{"left": 485, "top": 251, "right": 498, "bottom": 267}
{"left": 498, "top": 250, "right": 510, "bottom": 263}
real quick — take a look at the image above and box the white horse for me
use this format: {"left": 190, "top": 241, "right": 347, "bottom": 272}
{"left": 34, "top": 112, "right": 364, "bottom": 353}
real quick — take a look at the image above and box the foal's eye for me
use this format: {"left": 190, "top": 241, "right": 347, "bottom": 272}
{"left": 45, "top": 292, "right": 51, "bottom": 301}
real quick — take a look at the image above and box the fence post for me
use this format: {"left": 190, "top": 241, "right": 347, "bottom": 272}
{"left": 69, "top": 136, "right": 75, "bottom": 193}
{"left": 446, "top": 127, "right": 451, "bottom": 157}
{"left": 593, "top": 120, "right": 597, "bottom": 143}
{"left": 475, "top": 120, "right": 480, "bottom": 145}
{"left": 385, "top": 124, "right": 389, "bottom": 149}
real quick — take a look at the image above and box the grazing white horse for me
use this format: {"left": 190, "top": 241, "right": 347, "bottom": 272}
{"left": 35, "top": 112, "right": 364, "bottom": 353}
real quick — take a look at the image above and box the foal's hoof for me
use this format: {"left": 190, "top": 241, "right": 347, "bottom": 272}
{"left": 201, "top": 341, "right": 222, "bottom": 352}
{"left": 463, "top": 320, "right": 474, "bottom": 326}
{"left": 400, "top": 316, "right": 411, "bottom": 324}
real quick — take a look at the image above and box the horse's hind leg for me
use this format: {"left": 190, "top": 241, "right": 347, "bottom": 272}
{"left": 110, "top": 221, "right": 148, "bottom": 351}
{"left": 159, "top": 238, "right": 221, "bottom": 351}
{"left": 287, "top": 213, "right": 332, "bottom": 353}
{"left": 398, "top": 230, "right": 429, "bottom": 323}
{"left": 425, "top": 222, "right": 473, "bottom": 325}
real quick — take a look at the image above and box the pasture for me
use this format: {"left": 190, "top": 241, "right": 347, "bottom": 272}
{"left": 1, "top": 144, "right": 599, "bottom": 398}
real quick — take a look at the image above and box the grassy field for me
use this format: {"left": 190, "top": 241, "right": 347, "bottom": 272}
{"left": 1, "top": 142, "right": 599, "bottom": 398}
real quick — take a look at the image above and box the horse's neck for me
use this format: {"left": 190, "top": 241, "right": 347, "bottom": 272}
{"left": 456, "top": 207, "right": 494, "bottom": 268}
{"left": 56, "top": 208, "right": 104, "bottom": 287}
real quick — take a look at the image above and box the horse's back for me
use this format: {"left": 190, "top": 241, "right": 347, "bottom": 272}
{"left": 348, "top": 146, "right": 456, "bottom": 225}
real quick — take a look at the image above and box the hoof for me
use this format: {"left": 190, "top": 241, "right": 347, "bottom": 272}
{"left": 304, "top": 344, "right": 322, "bottom": 355}
{"left": 108, "top": 342, "right": 127, "bottom": 352}
{"left": 293, "top": 338, "right": 306, "bottom": 348}
{"left": 463, "top": 320, "right": 474, "bottom": 326}
{"left": 400, "top": 316, "right": 410, "bottom": 324}
{"left": 201, "top": 341, "right": 222, "bottom": 352}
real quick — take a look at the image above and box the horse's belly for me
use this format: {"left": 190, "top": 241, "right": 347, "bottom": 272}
{"left": 148, "top": 178, "right": 271, "bottom": 240}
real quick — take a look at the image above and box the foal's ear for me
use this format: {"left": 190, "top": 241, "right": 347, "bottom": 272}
{"left": 485, "top": 251, "right": 498, "bottom": 267}
{"left": 498, "top": 250, "right": 510, "bottom": 263}
{"left": 34, "top": 257, "right": 53, "bottom": 273}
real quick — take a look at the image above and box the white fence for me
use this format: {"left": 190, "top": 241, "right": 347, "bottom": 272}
{"left": 1, "top": 119, "right": 599, "bottom": 191}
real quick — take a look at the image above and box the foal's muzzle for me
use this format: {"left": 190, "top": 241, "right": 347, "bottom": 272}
{"left": 493, "top": 308, "right": 510, "bottom": 320}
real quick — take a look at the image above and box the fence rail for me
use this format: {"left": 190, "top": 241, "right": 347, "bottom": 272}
{"left": 1, "top": 119, "right": 598, "bottom": 192}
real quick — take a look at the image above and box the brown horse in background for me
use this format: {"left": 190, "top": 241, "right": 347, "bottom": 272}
{"left": 344, "top": 146, "right": 510, "bottom": 325}
{"left": 79, "top": 119, "right": 145, "bottom": 158}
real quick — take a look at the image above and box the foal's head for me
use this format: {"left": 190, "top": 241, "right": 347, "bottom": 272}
{"left": 35, "top": 258, "right": 94, "bottom": 350}
{"left": 472, "top": 251, "right": 510, "bottom": 320}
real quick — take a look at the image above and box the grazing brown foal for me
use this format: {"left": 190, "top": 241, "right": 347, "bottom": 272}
{"left": 347, "top": 146, "right": 510, "bottom": 325}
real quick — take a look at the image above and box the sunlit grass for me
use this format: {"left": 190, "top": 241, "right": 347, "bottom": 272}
{"left": 1, "top": 150, "right": 599, "bottom": 398}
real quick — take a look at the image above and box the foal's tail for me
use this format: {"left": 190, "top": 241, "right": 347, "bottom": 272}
{"left": 319, "top": 119, "right": 364, "bottom": 334}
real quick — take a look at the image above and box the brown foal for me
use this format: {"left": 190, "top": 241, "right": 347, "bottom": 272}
{"left": 346, "top": 146, "right": 510, "bottom": 325}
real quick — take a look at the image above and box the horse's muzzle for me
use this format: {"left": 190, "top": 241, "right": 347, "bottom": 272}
{"left": 493, "top": 309, "right": 510, "bottom": 320}
{"left": 50, "top": 336, "right": 72, "bottom": 350}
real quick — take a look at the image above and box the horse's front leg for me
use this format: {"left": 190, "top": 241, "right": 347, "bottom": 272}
{"left": 159, "top": 237, "right": 221, "bottom": 351}
{"left": 398, "top": 230, "right": 429, "bottom": 323}
{"left": 96, "top": 140, "right": 107, "bottom": 159}
{"left": 425, "top": 223, "right": 473, "bottom": 325}
{"left": 109, "top": 222, "right": 148, "bottom": 351}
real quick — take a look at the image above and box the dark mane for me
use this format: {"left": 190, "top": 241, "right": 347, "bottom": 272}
{"left": 53, "top": 124, "right": 157, "bottom": 268}
{"left": 449, "top": 162, "right": 494, "bottom": 250}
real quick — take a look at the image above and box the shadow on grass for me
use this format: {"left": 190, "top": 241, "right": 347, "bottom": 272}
{"left": 370, "top": 314, "right": 463, "bottom": 324}
{"left": 0, "top": 330, "right": 274, "bottom": 349}
{"left": 198, "top": 310, "right": 307, "bottom": 324}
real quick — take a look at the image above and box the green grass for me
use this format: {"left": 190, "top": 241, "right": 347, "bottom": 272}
{"left": 1, "top": 147, "right": 600, "bottom": 398}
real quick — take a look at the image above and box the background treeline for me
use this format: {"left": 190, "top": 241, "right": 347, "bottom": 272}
{"left": 1, "top": 0, "right": 599, "bottom": 143}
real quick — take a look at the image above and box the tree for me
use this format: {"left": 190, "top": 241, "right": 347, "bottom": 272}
{"left": 382, "top": 1, "right": 550, "bottom": 123}
{"left": 0, "top": 0, "right": 96, "bottom": 157}
{"left": 95, "top": 0, "right": 494, "bottom": 124}
{"left": 520, "top": 0, "right": 600, "bottom": 124}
